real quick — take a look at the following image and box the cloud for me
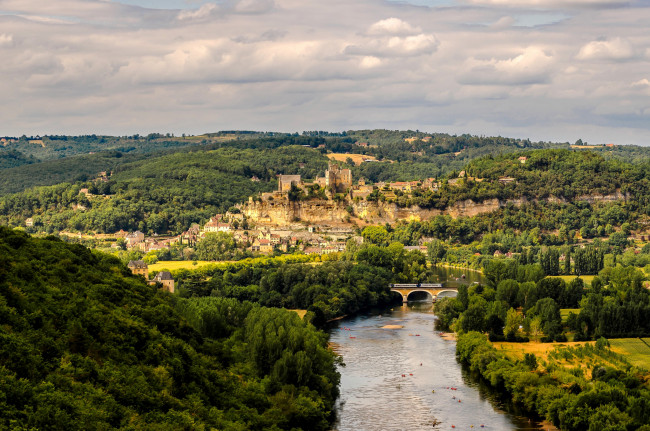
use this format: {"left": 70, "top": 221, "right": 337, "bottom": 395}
{"left": 345, "top": 18, "right": 438, "bottom": 58}
{"left": 178, "top": 3, "right": 217, "bottom": 20}
{"left": 462, "top": 0, "right": 631, "bottom": 7}
{"left": 631, "top": 78, "right": 650, "bottom": 88}
{"left": 489, "top": 16, "right": 515, "bottom": 29}
{"left": 576, "top": 37, "right": 636, "bottom": 61}
{"left": 458, "top": 47, "right": 555, "bottom": 86}
{"left": 367, "top": 18, "right": 421, "bottom": 36}
{"left": 0, "top": 0, "right": 648, "bottom": 145}
{"left": 0, "top": 34, "right": 14, "bottom": 47}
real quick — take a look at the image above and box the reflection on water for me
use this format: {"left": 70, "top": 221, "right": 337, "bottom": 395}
{"left": 330, "top": 301, "right": 550, "bottom": 431}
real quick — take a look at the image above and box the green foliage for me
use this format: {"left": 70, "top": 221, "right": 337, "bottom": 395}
{"left": 0, "top": 227, "right": 339, "bottom": 430}
{"left": 456, "top": 332, "right": 650, "bottom": 431}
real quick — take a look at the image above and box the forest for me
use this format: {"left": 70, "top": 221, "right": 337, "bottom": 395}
{"left": 2, "top": 144, "right": 649, "bottom": 240}
{"left": 0, "top": 227, "right": 340, "bottom": 430}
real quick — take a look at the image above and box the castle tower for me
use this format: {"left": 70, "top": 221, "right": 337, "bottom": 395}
{"left": 325, "top": 163, "right": 352, "bottom": 193}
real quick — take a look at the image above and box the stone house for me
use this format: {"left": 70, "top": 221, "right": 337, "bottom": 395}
{"left": 127, "top": 260, "right": 149, "bottom": 279}
{"left": 251, "top": 239, "right": 273, "bottom": 254}
{"left": 125, "top": 231, "right": 145, "bottom": 248}
{"left": 152, "top": 271, "right": 174, "bottom": 293}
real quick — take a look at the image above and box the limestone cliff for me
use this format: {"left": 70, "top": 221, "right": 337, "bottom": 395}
{"left": 241, "top": 191, "right": 627, "bottom": 228}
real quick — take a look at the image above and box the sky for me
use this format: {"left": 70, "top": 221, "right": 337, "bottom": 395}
{"left": 0, "top": 0, "right": 648, "bottom": 145}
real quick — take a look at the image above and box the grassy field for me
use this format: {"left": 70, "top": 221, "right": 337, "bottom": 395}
{"left": 608, "top": 338, "right": 650, "bottom": 369}
{"left": 493, "top": 340, "right": 595, "bottom": 362}
{"left": 288, "top": 309, "right": 308, "bottom": 319}
{"left": 148, "top": 261, "right": 218, "bottom": 272}
{"left": 561, "top": 308, "right": 581, "bottom": 322}
{"left": 327, "top": 153, "right": 379, "bottom": 166}
{"left": 550, "top": 275, "right": 595, "bottom": 284}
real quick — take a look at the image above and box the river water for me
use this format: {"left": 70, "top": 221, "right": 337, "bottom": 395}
{"left": 329, "top": 267, "right": 549, "bottom": 431}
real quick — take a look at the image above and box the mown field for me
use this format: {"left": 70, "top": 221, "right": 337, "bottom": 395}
{"left": 551, "top": 275, "right": 595, "bottom": 284}
{"left": 492, "top": 341, "right": 595, "bottom": 362}
{"left": 327, "top": 153, "right": 379, "bottom": 165}
{"left": 608, "top": 338, "right": 650, "bottom": 369}
{"left": 148, "top": 260, "right": 219, "bottom": 272}
{"left": 561, "top": 308, "right": 581, "bottom": 322}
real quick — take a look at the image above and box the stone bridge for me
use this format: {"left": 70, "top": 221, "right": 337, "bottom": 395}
{"left": 390, "top": 283, "right": 458, "bottom": 303}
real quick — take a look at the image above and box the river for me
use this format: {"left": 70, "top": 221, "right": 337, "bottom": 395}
{"left": 329, "top": 267, "right": 551, "bottom": 431}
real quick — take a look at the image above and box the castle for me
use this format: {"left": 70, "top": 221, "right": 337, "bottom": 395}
{"left": 325, "top": 163, "right": 352, "bottom": 193}
{"left": 276, "top": 163, "right": 352, "bottom": 195}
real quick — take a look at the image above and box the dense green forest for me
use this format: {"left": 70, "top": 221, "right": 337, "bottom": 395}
{"left": 0, "top": 227, "right": 340, "bottom": 430}
{"left": 165, "top": 241, "right": 427, "bottom": 323}
{"left": 0, "top": 146, "right": 329, "bottom": 233}
{"left": 434, "top": 259, "right": 650, "bottom": 341}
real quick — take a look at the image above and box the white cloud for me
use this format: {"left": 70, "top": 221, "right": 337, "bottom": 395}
{"left": 458, "top": 47, "right": 555, "bottom": 86}
{"left": 367, "top": 18, "right": 421, "bottom": 36}
{"left": 178, "top": 3, "right": 217, "bottom": 20}
{"left": 0, "top": 34, "right": 14, "bottom": 47}
{"left": 345, "top": 19, "right": 438, "bottom": 58}
{"left": 489, "top": 16, "right": 515, "bottom": 29}
{"left": 463, "top": 0, "right": 631, "bottom": 7}
{"left": 576, "top": 37, "right": 636, "bottom": 61}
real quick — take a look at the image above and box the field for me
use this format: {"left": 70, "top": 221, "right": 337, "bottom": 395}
{"left": 550, "top": 275, "right": 595, "bottom": 284}
{"left": 148, "top": 260, "right": 218, "bottom": 272}
{"left": 560, "top": 308, "right": 580, "bottom": 322}
{"left": 493, "top": 340, "right": 594, "bottom": 362}
{"left": 608, "top": 338, "right": 650, "bottom": 369}
{"left": 288, "top": 309, "right": 308, "bottom": 319}
{"left": 327, "top": 153, "right": 379, "bottom": 166}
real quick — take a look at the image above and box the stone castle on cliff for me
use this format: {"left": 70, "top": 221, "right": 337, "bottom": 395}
{"left": 277, "top": 163, "right": 352, "bottom": 195}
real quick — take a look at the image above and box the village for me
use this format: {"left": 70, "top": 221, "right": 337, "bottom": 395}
{"left": 73, "top": 159, "right": 524, "bottom": 263}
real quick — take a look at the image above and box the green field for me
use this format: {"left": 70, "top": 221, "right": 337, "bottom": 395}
{"left": 608, "top": 338, "right": 650, "bottom": 369}
{"left": 148, "top": 260, "right": 218, "bottom": 272}
{"left": 551, "top": 275, "right": 595, "bottom": 284}
{"left": 561, "top": 308, "right": 580, "bottom": 322}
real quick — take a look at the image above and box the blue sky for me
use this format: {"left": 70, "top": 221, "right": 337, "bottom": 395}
{"left": 0, "top": 0, "right": 648, "bottom": 145}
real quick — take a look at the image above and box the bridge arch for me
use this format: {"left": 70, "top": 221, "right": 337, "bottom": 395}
{"left": 405, "top": 290, "right": 434, "bottom": 302}
{"left": 436, "top": 290, "right": 458, "bottom": 298}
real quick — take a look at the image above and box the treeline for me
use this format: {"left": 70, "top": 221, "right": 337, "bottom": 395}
{"left": 0, "top": 149, "right": 39, "bottom": 169}
{"left": 375, "top": 150, "right": 650, "bottom": 212}
{"left": 457, "top": 332, "right": 650, "bottom": 431}
{"left": 435, "top": 259, "right": 650, "bottom": 342}
{"left": 172, "top": 242, "right": 428, "bottom": 324}
{"left": 0, "top": 226, "right": 340, "bottom": 430}
{"left": 0, "top": 146, "right": 327, "bottom": 234}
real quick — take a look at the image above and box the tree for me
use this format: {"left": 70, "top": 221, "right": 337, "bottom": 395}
{"left": 532, "top": 298, "right": 562, "bottom": 340}
{"left": 529, "top": 316, "right": 543, "bottom": 342}
{"left": 504, "top": 308, "right": 523, "bottom": 340}
{"left": 496, "top": 279, "right": 520, "bottom": 308}
{"left": 361, "top": 226, "right": 389, "bottom": 246}
{"left": 194, "top": 232, "right": 237, "bottom": 261}
{"left": 427, "top": 239, "right": 446, "bottom": 264}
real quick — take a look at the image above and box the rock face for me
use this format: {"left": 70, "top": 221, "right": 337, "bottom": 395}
{"left": 241, "top": 197, "right": 504, "bottom": 227}
{"left": 241, "top": 191, "right": 627, "bottom": 228}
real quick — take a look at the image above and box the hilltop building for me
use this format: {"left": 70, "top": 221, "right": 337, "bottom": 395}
{"left": 325, "top": 163, "right": 352, "bottom": 193}
{"left": 278, "top": 175, "right": 302, "bottom": 192}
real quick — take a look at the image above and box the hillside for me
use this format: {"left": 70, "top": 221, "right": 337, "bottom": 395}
{"left": 0, "top": 227, "right": 339, "bottom": 430}
{"left": 1, "top": 133, "right": 649, "bottom": 236}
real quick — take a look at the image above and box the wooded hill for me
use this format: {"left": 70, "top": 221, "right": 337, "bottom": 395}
{"left": 0, "top": 227, "right": 340, "bottom": 430}
{"left": 0, "top": 132, "right": 649, "bottom": 235}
